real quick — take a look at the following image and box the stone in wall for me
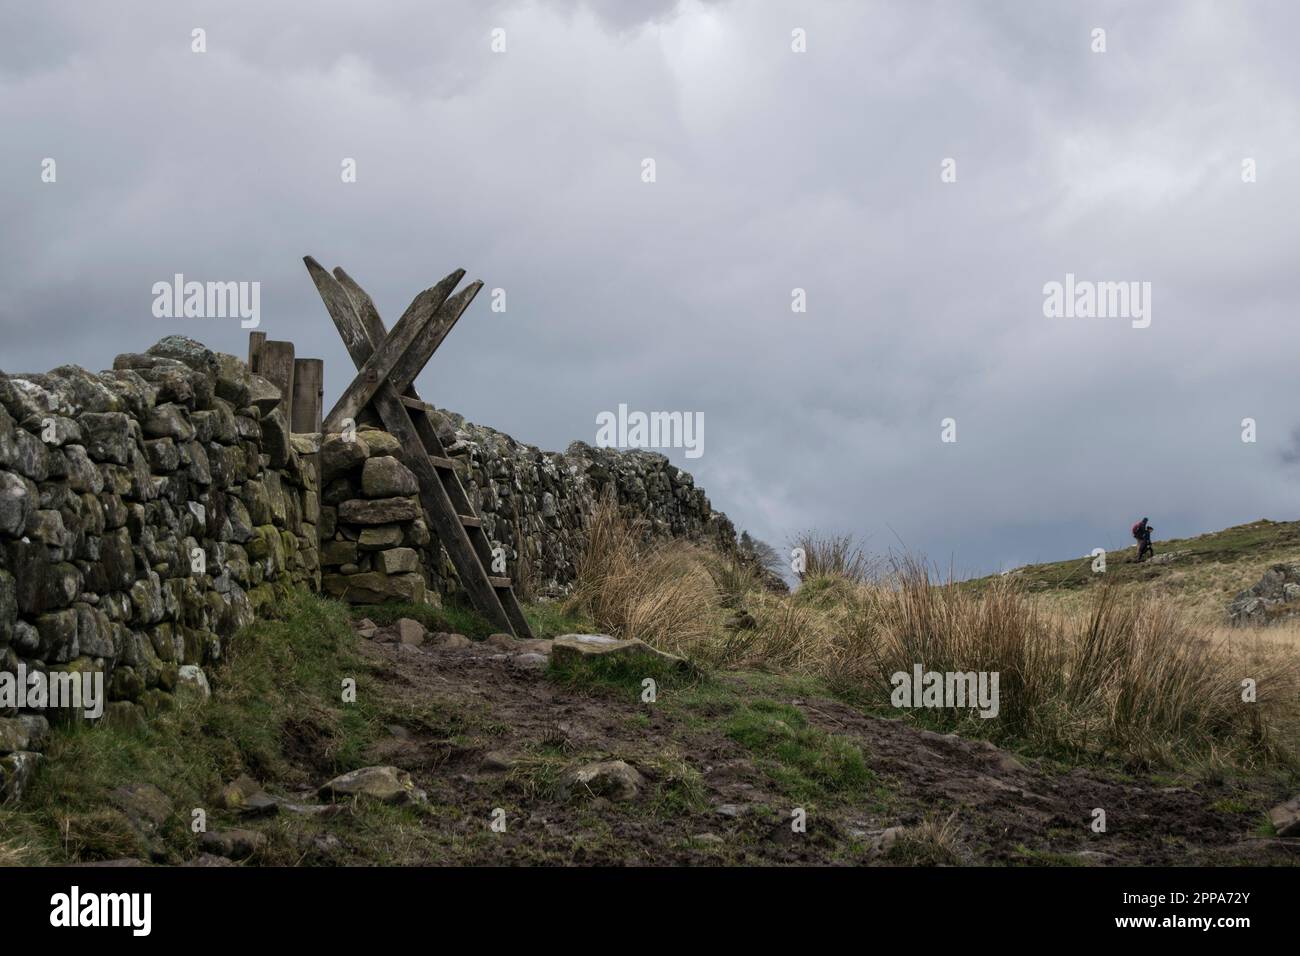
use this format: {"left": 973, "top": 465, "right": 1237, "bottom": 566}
{"left": 424, "top": 408, "right": 738, "bottom": 599}
{"left": 318, "top": 429, "right": 436, "bottom": 607}
{"left": 0, "top": 336, "right": 320, "bottom": 736}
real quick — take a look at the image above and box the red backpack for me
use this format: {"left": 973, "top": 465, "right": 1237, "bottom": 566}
{"left": 1131, "top": 521, "right": 1144, "bottom": 539}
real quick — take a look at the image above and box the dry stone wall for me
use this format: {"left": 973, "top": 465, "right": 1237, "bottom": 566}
{"left": 1, "top": 332, "right": 740, "bottom": 792}
{"left": 1, "top": 335, "right": 319, "bottom": 790}
{"left": 317, "top": 410, "right": 739, "bottom": 607}
{"left": 318, "top": 429, "right": 435, "bottom": 606}
{"left": 419, "top": 409, "right": 736, "bottom": 599}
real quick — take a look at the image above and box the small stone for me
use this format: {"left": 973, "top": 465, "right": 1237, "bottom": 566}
{"left": 1268, "top": 795, "right": 1300, "bottom": 838}
{"left": 17, "top": 715, "right": 50, "bottom": 751}
{"left": 0, "top": 751, "right": 42, "bottom": 801}
{"left": 320, "top": 433, "right": 370, "bottom": 481}
{"left": 481, "top": 751, "right": 515, "bottom": 772}
{"left": 0, "top": 471, "right": 34, "bottom": 536}
{"left": 865, "top": 826, "right": 905, "bottom": 858}
{"left": 214, "top": 774, "right": 263, "bottom": 810}
{"left": 394, "top": 618, "right": 425, "bottom": 646}
{"left": 561, "top": 760, "right": 644, "bottom": 802}
{"left": 0, "top": 717, "right": 32, "bottom": 754}
{"left": 318, "top": 766, "right": 427, "bottom": 805}
{"left": 361, "top": 456, "right": 418, "bottom": 498}
{"left": 176, "top": 664, "right": 211, "bottom": 702}
{"left": 322, "top": 539, "right": 358, "bottom": 566}
{"left": 247, "top": 375, "right": 282, "bottom": 415}
{"left": 142, "top": 403, "right": 194, "bottom": 441}
{"left": 200, "top": 828, "right": 267, "bottom": 859}
{"left": 357, "top": 429, "right": 402, "bottom": 458}
{"left": 108, "top": 782, "right": 171, "bottom": 835}
{"left": 338, "top": 497, "right": 421, "bottom": 525}
{"left": 357, "top": 525, "right": 404, "bottom": 551}
{"left": 377, "top": 547, "right": 419, "bottom": 575}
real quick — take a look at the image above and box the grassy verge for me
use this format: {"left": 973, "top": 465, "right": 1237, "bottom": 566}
{"left": 547, "top": 647, "right": 701, "bottom": 701}
{"left": 723, "top": 699, "right": 874, "bottom": 804}
{"left": 0, "top": 590, "right": 381, "bottom": 865}
{"left": 351, "top": 599, "right": 495, "bottom": 640}
{"left": 563, "top": 494, "right": 1300, "bottom": 774}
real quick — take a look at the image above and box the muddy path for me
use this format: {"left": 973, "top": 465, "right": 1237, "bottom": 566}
{"left": 319, "top": 627, "right": 1296, "bottom": 866}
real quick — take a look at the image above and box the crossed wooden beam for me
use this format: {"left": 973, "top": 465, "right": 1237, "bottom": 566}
{"left": 303, "top": 256, "right": 534, "bottom": 639}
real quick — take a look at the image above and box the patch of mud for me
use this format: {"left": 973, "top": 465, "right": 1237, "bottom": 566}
{"left": 266, "top": 633, "right": 1298, "bottom": 866}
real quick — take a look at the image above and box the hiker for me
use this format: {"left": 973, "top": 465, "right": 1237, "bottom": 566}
{"left": 1131, "top": 517, "right": 1155, "bottom": 562}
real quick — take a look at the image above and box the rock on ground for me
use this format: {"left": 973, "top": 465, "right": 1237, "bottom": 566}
{"left": 1268, "top": 795, "right": 1300, "bottom": 837}
{"left": 318, "top": 765, "right": 428, "bottom": 805}
{"left": 200, "top": 828, "right": 267, "bottom": 859}
{"left": 561, "top": 760, "right": 644, "bottom": 802}
{"left": 551, "top": 634, "right": 687, "bottom": 670}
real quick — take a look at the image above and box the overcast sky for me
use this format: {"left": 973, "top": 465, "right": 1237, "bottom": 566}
{"left": 3, "top": 0, "right": 1298, "bottom": 575}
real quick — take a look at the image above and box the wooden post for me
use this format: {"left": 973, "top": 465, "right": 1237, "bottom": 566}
{"left": 248, "top": 331, "right": 267, "bottom": 373}
{"left": 260, "top": 340, "right": 296, "bottom": 422}
{"left": 292, "top": 358, "right": 324, "bottom": 434}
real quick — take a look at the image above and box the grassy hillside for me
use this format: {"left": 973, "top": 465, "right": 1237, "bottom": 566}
{"left": 3, "top": 585, "right": 1295, "bottom": 867}
{"left": 3, "top": 510, "right": 1296, "bottom": 867}
{"left": 968, "top": 519, "right": 1300, "bottom": 622}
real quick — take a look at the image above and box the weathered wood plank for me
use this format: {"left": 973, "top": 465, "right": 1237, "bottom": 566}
{"left": 304, "top": 256, "right": 374, "bottom": 360}
{"left": 385, "top": 280, "right": 482, "bottom": 397}
{"left": 320, "top": 266, "right": 466, "bottom": 431}
{"left": 322, "top": 300, "right": 440, "bottom": 432}
{"left": 335, "top": 265, "right": 480, "bottom": 401}
{"left": 260, "top": 340, "right": 296, "bottom": 422}
{"left": 332, "top": 267, "right": 389, "bottom": 356}
{"left": 248, "top": 331, "right": 267, "bottom": 373}
{"left": 291, "top": 358, "right": 324, "bottom": 433}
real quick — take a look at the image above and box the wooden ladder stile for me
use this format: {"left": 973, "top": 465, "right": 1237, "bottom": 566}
{"left": 303, "top": 256, "right": 535, "bottom": 640}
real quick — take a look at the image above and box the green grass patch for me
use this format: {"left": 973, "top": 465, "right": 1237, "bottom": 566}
{"left": 1011, "top": 846, "right": 1090, "bottom": 867}
{"left": 524, "top": 602, "right": 594, "bottom": 639}
{"left": 724, "top": 699, "right": 873, "bottom": 802}
{"left": 640, "top": 751, "right": 708, "bottom": 818}
{"left": 1210, "top": 796, "right": 1252, "bottom": 814}
{"left": 547, "top": 649, "right": 701, "bottom": 701}
{"left": 0, "top": 591, "right": 381, "bottom": 864}
{"left": 350, "top": 600, "right": 494, "bottom": 640}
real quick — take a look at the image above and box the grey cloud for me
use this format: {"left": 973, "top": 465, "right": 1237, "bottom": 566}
{"left": 2, "top": 0, "right": 1296, "bottom": 576}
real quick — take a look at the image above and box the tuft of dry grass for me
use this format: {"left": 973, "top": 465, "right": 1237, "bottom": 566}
{"left": 791, "top": 531, "right": 874, "bottom": 583}
{"left": 0, "top": 837, "right": 35, "bottom": 867}
{"left": 570, "top": 518, "right": 1300, "bottom": 768}
{"left": 887, "top": 811, "right": 964, "bottom": 865}
{"left": 841, "top": 560, "right": 1298, "bottom": 762}
{"left": 564, "top": 487, "right": 725, "bottom": 657}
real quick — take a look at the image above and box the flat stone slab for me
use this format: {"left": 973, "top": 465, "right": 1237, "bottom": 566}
{"left": 551, "top": 634, "right": 687, "bottom": 670}
{"left": 319, "top": 765, "right": 428, "bottom": 805}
